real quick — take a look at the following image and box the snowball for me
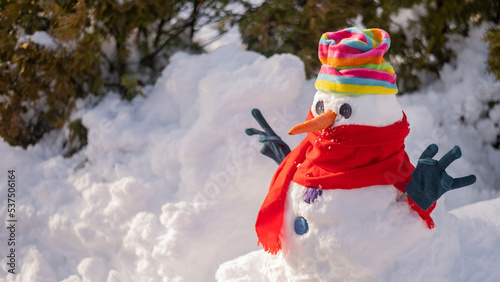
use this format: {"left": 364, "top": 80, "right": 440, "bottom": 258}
{"left": 476, "top": 119, "right": 499, "bottom": 144}
{"left": 77, "top": 257, "right": 108, "bottom": 282}
{"left": 15, "top": 247, "right": 58, "bottom": 282}
{"left": 489, "top": 103, "right": 500, "bottom": 124}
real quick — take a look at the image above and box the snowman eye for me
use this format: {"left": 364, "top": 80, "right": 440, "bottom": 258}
{"left": 339, "top": 103, "right": 352, "bottom": 118}
{"left": 315, "top": 100, "right": 325, "bottom": 115}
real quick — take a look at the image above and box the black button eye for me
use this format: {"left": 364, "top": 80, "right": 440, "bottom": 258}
{"left": 315, "top": 100, "right": 324, "bottom": 115}
{"left": 339, "top": 103, "right": 352, "bottom": 118}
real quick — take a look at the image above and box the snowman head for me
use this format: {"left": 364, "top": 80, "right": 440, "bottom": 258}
{"left": 289, "top": 28, "right": 402, "bottom": 135}
{"left": 310, "top": 91, "right": 403, "bottom": 127}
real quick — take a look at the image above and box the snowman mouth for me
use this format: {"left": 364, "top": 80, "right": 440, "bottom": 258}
{"left": 288, "top": 110, "right": 337, "bottom": 135}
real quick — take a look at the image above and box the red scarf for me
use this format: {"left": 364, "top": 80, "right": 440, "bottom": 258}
{"left": 255, "top": 111, "right": 436, "bottom": 254}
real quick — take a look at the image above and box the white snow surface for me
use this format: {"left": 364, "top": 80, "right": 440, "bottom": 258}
{"left": 0, "top": 25, "right": 499, "bottom": 281}
{"left": 18, "top": 31, "right": 57, "bottom": 50}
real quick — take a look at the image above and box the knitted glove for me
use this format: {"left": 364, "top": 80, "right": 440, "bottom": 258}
{"left": 246, "top": 108, "right": 291, "bottom": 165}
{"left": 405, "top": 144, "right": 476, "bottom": 210}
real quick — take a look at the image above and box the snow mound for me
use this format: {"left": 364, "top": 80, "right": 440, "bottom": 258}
{"left": 216, "top": 194, "right": 500, "bottom": 281}
{"left": 0, "top": 45, "right": 306, "bottom": 281}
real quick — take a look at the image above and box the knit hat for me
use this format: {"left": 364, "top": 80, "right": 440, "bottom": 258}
{"left": 315, "top": 27, "right": 398, "bottom": 95}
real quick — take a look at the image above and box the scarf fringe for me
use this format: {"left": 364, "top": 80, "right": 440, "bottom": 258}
{"left": 258, "top": 239, "right": 281, "bottom": 255}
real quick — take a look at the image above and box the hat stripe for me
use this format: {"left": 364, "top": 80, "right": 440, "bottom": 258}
{"left": 362, "top": 29, "right": 378, "bottom": 44}
{"left": 327, "top": 56, "right": 385, "bottom": 67}
{"left": 315, "top": 80, "right": 398, "bottom": 95}
{"left": 319, "top": 44, "right": 364, "bottom": 62}
{"left": 342, "top": 29, "right": 370, "bottom": 44}
{"left": 319, "top": 65, "right": 396, "bottom": 83}
{"left": 367, "top": 28, "right": 388, "bottom": 46}
{"left": 319, "top": 34, "right": 334, "bottom": 45}
{"left": 321, "top": 31, "right": 374, "bottom": 49}
{"left": 316, "top": 74, "right": 397, "bottom": 89}
{"left": 320, "top": 44, "right": 389, "bottom": 59}
{"left": 322, "top": 30, "right": 363, "bottom": 44}
{"left": 335, "top": 62, "right": 395, "bottom": 74}
{"left": 339, "top": 40, "right": 375, "bottom": 52}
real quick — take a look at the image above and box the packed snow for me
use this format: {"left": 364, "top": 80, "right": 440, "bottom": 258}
{"left": 1, "top": 24, "right": 499, "bottom": 281}
{"left": 217, "top": 185, "right": 500, "bottom": 281}
{"left": 18, "top": 31, "right": 57, "bottom": 50}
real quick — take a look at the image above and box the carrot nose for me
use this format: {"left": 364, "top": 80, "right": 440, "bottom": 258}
{"left": 288, "top": 110, "right": 337, "bottom": 135}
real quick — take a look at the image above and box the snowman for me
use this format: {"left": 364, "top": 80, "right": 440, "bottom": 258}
{"left": 228, "top": 27, "right": 477, "bottom": 281}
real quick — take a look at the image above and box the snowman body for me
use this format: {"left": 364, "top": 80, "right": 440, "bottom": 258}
{"left": 215, "top": 180, "right": 460, "bottom": 282}
{"left": 280, "top": 181, "right": 457, "bottom": 281}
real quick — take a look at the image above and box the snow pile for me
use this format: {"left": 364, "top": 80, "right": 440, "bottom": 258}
{"left": 216, "top": 185, "right": 500, "bottom": 281}
{"left": 398, "top": 24, "right": 500, "bottom": 209}
{"left": 0, "top": 24, "right": 499, "bottom": 282}
{"left": 0, "top": 45, "right": 307, "bottom": 282}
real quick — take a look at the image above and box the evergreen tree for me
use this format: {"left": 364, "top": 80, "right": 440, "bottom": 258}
{"left": 0, "top": 0, "right": 245, "bottom": 154}
{"left": 240, "top": 0, "right": 500, "bottom": 92}
{"left": 485, "top": 25, "right": 500, "bottom": 81}
{"left": 484, "top": 24, "right": 500, "bottom": 148}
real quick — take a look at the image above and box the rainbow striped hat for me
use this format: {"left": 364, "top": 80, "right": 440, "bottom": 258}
{"left": 315, "top": 27, "right": 398, "bottom": 95}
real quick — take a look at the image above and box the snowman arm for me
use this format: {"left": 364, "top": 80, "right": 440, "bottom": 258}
{"left": 405, "top": 144, "right": 476, "bottom": 211}
{"left": 245, "top": 108, "right": 291, "bottom": 165}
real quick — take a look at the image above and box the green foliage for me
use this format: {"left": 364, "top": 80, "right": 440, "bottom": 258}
{"left": 64, "top": 119, "right": 88, "bottom": 158}
{"left": 484, "top": 25, "right": 500, "bottom": 148}
{"left": 0, "top": 0, "right": 99, "bottom": 149}
{"left": 485, "top": 25, "right": 500, "bottom": 81}
{"left": 240, "top": 0, "right": 500, "bottom": 92}
{"left": 0, "top": 0, "right": 243, "bottom": 155}
{"left": 120, "top": 75, "right": 145, "bottom": 101}
{"left": 363, "top": 0, "right": 500, "bottom": 92}
{"left": 239, "top": 0, "right": 368, "bottom": 78}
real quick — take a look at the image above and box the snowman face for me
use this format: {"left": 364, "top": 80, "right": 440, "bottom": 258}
{"left": 311, "top": 91, "right": 403, "bottom": 128}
